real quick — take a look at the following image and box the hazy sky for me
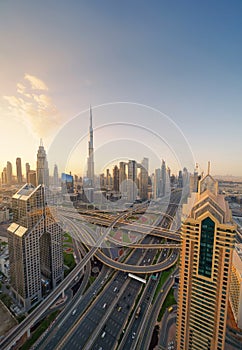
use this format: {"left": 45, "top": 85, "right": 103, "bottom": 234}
{"left": 1, "top": 1, "right": 242, "bottom": 177}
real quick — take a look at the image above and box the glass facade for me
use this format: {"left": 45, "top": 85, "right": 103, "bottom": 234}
{"left": 198, "top": 217, "right": 215, "bottom": 278}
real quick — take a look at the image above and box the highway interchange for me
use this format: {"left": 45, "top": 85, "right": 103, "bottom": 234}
{"left": 1, "top": 188, "right": 241, "bottom": 350}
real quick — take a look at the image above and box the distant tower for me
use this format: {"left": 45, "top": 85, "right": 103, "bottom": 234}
{"left": 161, "top": 159, "right": 166, "bottom": 196}
{"left": 6, "top": 161, "right": 12, "bottom": 185}
{"left": 127, "top": 160, "right": 137, "bottom": 202}
{"left": 119, "top": 162, "right": 127, "bottom": 192}
{"left": 36, "top": 139, "right": 49, "bottom": 187}
{"left": 16, "top": 157, "right": 23, "bottom": 184}
{"left": 53, "top": 164, "right": 59, "bottom": 187}
{"left": 1, "top": 167, "right": 7, "bottom": 185}
{"left": 139, "top": 157, "right": 149, "bottom": 200}
{"left": 87, "top": 106, "right": 94, "bottom": 186}
{"left": 176, "top": 166, "right": 236, "bottom": 350}
{"left": 25, "top": 163, "right": 30, "bottom": 182}
{"left": 113, "top": 165, "right": 119, "bottom": 192}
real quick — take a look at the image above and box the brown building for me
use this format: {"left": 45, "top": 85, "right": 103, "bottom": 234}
{"left": 8, "top": 184, "right": 63, "bottom": 311}
{"left": 176, "top": 171, "right": 236, "bottom": 349}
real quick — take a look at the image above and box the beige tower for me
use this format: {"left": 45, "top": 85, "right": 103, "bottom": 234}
{"left": 176, "top": 168, "right": 236, "bottom": 350}
{"left": 8, "top": 184, "right": 63, "bottom": 311}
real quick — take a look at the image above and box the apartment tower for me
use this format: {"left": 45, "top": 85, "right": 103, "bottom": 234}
{"left": 8, "top": 184, "right": 63, "bottom": 311}
{"left": 176, "top": 167, "right": 236, "bottom": 349}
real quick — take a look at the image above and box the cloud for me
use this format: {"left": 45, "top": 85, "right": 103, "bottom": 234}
{"left": 24, "top": 74, "right": 48, "bottom": 91}
{"left": 2, "top": 74, "right": 63, "bottom": 139}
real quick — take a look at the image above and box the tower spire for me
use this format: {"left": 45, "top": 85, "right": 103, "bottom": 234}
{"left": 90, "top": 105, "right": 92, "bottom": 129}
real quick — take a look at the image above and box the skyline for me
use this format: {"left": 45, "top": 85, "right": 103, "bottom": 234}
{"left": 1, "top": 1, "right": 242, "bottom": 176}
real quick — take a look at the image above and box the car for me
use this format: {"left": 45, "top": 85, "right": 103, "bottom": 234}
{"left": 113, "top": 287, "right": 118, "bottom": 292}
{"left": 72, "top": 309, "right": 76, "bottom": 315}
{"left": 101, "top": 331, "right": 106, "bottom": 338}
{"left": 132, "top": 332, "right": 136, "bottom": 339}
{"left": 103, "top": 303, "right": 107, "bottom": 309}
{"left": 118, "top": 306, "right": 122, "bottom": 312}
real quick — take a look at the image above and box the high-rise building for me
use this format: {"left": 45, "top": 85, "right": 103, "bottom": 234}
{"left": 154, "top": 168, "right": 161, "bottom": 199}
{"left": 6, "top": 161, "right": 12, "bottom": 185}
{"left": 87, "top": 106, "right": 94, "bottom": 186}
{"left": 139, "top": 157, "right": 149, "bottom": 200}
{"left": 113, "top": 165, "right": 119, "bottom": 192}
{"left": 53, "top": 164, "right": 59, "bottom": 187}
{"left": 25, "top": 162, "right": 30, "bottom": 181}
{"left": 127, "top": 160, "right": 137, "bottom": 202}
{"left": 161, "top": 159, "right": 166, "bottom": 196}
{"left": 27, "top": 170, "right": 37, "bottom": 187}
{"left": 119, "top": 161, "right": 127, "bottom": 193}
{"left": 16, "top": 157, "right": 22, "bottom": 184}
{"left": 178, "top": 170, "right": 183, "bottom": 188}
{"left": 61, "top": 173, "right": 74, "bottom": 194}
{"left": 1, "top": 167, "right": 7, "bottom": 185}
{"left": 230, "top": 244, "right": 242, "bottom": 329}
{"left": 176, "top": 169, "right": 236, "bottom": 350}
{"left": 8, "top": 184, "right": 63, "bottom": 311}
{"left": 36, "top": 139, "right": 49, "bottom": 187}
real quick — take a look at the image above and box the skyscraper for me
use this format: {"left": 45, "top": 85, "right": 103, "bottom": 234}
{"left": 16, "top": 157, "right": 22, "bottom": 184}
{"left": 1, "top": 167, "right": 7, "bottom": 185}
{"left": 139, "top": 157, "right": 149, "bottom": 200}
{"left": 36, "top": 139, "right": 49, "bottom": 187}
{"left": 6, "top": 161, "right": 12, "bottom": 185}
{"left": 25, "top": 162, "right": 30, "bottom": 182}
{"left": 161, "top": 159, "right": 166, "bottom": 196}
{"left": 127, "top": 160, "right": 137, "bottom": 202}
{"left": 113, "top": 165, "right": 119, "bottom": 192}
{"left": 119, "top": 161, "right": 127, "bottom": 193}
{"left": 176, "top": 168, "right": 236, "bottom": 350}
{"left": 53, "top": 164, "right": 59, "bottom": 187}
{"left": 8, "top": 184, "right": 63, "bottom": 311}
{"left": 87, "top": 106, "right": 94, "bottom": 186}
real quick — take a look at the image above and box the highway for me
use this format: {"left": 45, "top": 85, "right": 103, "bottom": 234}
{"left": 0, "top": 190, "right": 182, "bottom": 349}
{"left": 0, "top": 211, "right": 131, "bottom": 350}
{"left": 54, "top": 193, "right": 181, "bottom": 350}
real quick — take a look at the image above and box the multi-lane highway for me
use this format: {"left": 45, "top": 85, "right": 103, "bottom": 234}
{"left": 1, "top": 190, "right": 182, "bottom": 350}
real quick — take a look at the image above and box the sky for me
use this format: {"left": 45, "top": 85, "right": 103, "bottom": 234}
{"left": 0, "top": 1, "right": 242, "bottom": 178}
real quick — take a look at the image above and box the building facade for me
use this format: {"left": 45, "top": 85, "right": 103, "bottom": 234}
{"left": 230, "top": 244, "right": 242, "bottom": 329}
{"left": 8, "top": 184, "right": 63, "bottom": 311}
{"left": 36, "top": 140, "right": 49, "bottom": 187}
{"left": 16, "top": 157, "right": 23, "bottom": 184}
{"left": 176, "top": 173, "right": 236, "bottom": 349}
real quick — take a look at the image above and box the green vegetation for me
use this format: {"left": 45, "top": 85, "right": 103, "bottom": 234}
{"left": 20, "top": 310, "right": 60, "bottom": 350}
{"left": 0, "top": 282, "right": 2, "bottom": 289}
{"left": 157, "top": 288, "right": 176, "bottom": 322}
{"left": 64, "top": 252, "right": 76, "bottom": 271}
{"left": 153, "top": 265, "right": 175, "bottom": 303}
{"left": 63, "top": 232, "right": 72, "bottom": 244}
{"left": 0, "top": 293, "right": 13, "bottom": 309}
{"left": 17, "top": 314, "right": 26, "bottom": 323}
{"left": 122, "top": 232, "right": 130, "bottom": 243}
{"left": 109, "top": 230, "right": 116, "bottom": 237}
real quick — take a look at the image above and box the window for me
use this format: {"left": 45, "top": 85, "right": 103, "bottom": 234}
{"left": 198, "top": 217, "right": 215, "bottom": 278}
